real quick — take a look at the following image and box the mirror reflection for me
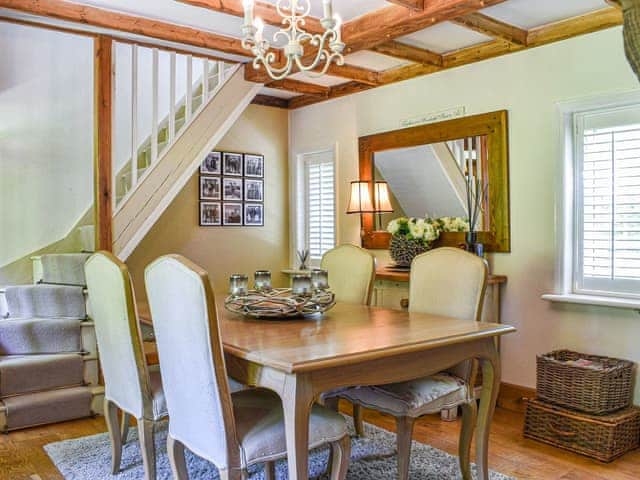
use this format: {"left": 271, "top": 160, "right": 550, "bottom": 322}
{"left": 373, "top": 135, "right": 490, "bottom": 231}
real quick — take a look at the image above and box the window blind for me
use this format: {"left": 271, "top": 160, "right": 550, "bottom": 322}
{"left": 304, "top": 154, "right": 335, "bottom": 260}
{"left": 576, "top": 106, "right": 640, "bottom": 297}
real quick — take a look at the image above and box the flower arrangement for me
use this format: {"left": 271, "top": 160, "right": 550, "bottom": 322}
{"left": 386, "top": 216, "right": 467, "bottom": 266}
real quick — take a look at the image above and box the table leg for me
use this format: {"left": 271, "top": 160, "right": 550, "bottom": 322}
{"left": 476, "top": 341, "right": 501, "bottom": 480}
{"left": 282, "top": 373, "right": 313, "bottom": 480}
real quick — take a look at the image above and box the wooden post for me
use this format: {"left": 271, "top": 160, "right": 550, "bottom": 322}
{"left": 94, "top": 35, "right": 113, "bottom": 251}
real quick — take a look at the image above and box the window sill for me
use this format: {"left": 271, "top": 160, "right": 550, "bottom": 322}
{"left": 542, "top": 293, "right": 640, "bottom": 311}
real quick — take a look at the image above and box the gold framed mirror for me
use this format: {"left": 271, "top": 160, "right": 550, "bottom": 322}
{"left": 358, "top": 110, "right": 511, "bottom": 252}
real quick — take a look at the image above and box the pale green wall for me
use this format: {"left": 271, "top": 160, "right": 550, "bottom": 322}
{"left": 290, "top": 27, "right": 640, "bottom": 401}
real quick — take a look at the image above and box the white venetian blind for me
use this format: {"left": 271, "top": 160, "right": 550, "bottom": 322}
{"left": 575, "top": 105, "right": 640, "bottom": 297}
{"left": 304, "top": 153, "right": 336, "bottom": 260}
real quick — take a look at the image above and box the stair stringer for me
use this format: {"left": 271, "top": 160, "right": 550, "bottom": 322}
{"left": 113, "top": 66, "right": 263, "bottom": 259}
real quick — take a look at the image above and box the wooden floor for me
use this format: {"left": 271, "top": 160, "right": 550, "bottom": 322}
{"left": 2, "top": 404, "right": 639, "bottom": 480}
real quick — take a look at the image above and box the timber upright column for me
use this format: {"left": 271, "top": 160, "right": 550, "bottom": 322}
{"left": 94, "top": 35, "right": 114, "bottom": 252}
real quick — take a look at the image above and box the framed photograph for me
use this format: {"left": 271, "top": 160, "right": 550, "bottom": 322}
{"left": 244, "top": 179, "right": 264, "bottom": 202}
{"left": 223, "top": 177, "right": 243, "bottom": 201}
{"left": 244, "top": 154, "right": 264, "bottom": 178}
{"left": 244, "top": 203, "right": 264, "bottom": 226}
{"left": 223, "top": 152, "right": 243, "bottom": 176}
{"left": 200, "top": 176, "right": 221, "bottom": 200}
{"left": 200, "top": 202, "right": 221, "bottom": 226}
{"left": 223, "top": 203, "right": 243, "bottom": 226}
{"left": 201, "top": 151, "right": 221, "bottom": 175}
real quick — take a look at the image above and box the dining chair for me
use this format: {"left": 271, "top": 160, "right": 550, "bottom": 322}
{"left": 321, "top": 244, "right": 376, "bottom": 305}
{"left": 85, "top": 251, "right": 167, "bottom": 480}
{"left": 320, "top": 244, "right": 376, "bottom": 432}
{"left": 326, "top": 247, "right": 488, "bottom": 480}
{"left": 144, "top": 254, "right": 351, "bottom": 480}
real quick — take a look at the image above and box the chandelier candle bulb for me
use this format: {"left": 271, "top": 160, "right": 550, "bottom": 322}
{"left": 323, "top": 0, "right": 333, "bottom": 20}
{"left": 242, "top": 0, "right": 254, "bottom": 27}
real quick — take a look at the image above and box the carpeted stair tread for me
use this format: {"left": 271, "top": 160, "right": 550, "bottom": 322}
{"left": 0, "top": 317, "right": 83, "bottom": 355}
{"left": 1, "top": 386, "right": 93, "bottom": 431}
{"left": 0, "top": 354, "right": 84, "bottom": 397}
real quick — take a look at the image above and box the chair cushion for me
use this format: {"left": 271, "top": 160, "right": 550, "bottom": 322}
{"left": 148, "top": 369, "right": 167, "bottom": 420}
{"left": 336, "top": 373, "right": 470, "bottom": 417}
{"left": 233, "top": 389, "right": 347, "bottom": 465}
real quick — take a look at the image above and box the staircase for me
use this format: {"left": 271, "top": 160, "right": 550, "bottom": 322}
{"left": 109, "top": 43, "right": 262, "bottom": 258}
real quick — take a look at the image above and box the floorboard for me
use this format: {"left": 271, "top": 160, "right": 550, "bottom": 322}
{"left": 1, "top": 405, "right": 639, "bottom": 480}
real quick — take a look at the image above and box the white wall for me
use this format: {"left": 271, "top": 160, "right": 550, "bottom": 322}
{"left": 0, "top": 22, "right": 94, "bottom": 269}
{"left": 290, "top": 27, "right": 640, "bottom": 401}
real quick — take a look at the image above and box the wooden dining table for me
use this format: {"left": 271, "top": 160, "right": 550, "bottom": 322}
{"left": 140, "top": 300, "right": 515, "bottom": 480}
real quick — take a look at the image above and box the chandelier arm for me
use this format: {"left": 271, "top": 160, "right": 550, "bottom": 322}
{"left": 296, "top": 31, "right": 335, "bottom": 71}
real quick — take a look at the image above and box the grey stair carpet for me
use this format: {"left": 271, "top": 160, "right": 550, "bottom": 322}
{"left": 5, "top": 285, "right": 86, "bottom": 319}
{"left": 40, "top": 253, "right": 91, "bottom": 286}
{"left": 45, "top": 417, "right": 515, "bottom": 480}
{"left": 0, "top": 317, "right": 83, "bottom": 355}
{"left": 0, "top": 354, "right": 84, "bottom": 396}
{"left": 2, "top": 386, "right": 92, "bottom": 431}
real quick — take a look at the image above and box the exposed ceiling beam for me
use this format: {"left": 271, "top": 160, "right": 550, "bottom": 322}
{"left": 452, "top": 12, "right": 528, "bottom": 46}
{"left": 244, "top": 61, "right": 381, "bottom": 86}
{"left": 386, "top": 0, "right": 425, "bottom": 11}
{"left": 266, "top": 78, "right": 330, "bottom": 97}
{"left": 176, "top": 0, "right": 324, "bottom": 33}
{"left": 291, "top": 7, "right": 623, "bottom": 109}
{"left": 288, "top": 81, "right": 374, "bottom": 109}
{"left": 252, "top": 94, "right": 290, "bottom": 109}
{"left": 371, "top": 40, "right": 443, "bottom": 66}
{"left": 0, "top": 0, "right": 252, "bottom": 58}
{"left": 341, "top": 0, "right": 508, "bottom": 54}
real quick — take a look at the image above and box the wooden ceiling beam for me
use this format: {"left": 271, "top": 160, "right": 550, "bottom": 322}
{"left": 291, "top": 7, "right": 623, "bottom": 109}
{"left": 252, "top": 94, "right": 290, "bottom": 109}
{"left": 386, "top": 0, "right": 425, "bottom": 11}
{"left": 452, "top": 12, "right": 528, "bottom": 46}
{"left": 176, "top": 0, "right": 324, "bottom": 33}
{"left": 341, "top": 0, "right": 508, "bottom": 54}
{"left": 245, "top": 61, "right": 381, "bottom": 86}
{"left": 371, "top": 40, "right": 443, "bottom": 65}
{"left": 266, "top": 78, "right": 330, "bottom": 97}
{"left": 0, "top": 0, "right": 252, "bottom": 58}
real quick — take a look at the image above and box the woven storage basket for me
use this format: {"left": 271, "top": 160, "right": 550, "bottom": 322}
{"left": 536, "top": 350, "right": 634, "bottom": 415}
{"left": 524, "top": 399, "right": 640, "bottom": 463}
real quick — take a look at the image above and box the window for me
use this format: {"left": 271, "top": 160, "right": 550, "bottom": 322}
{"left": 294, "top": 149, "right": 336, "bottom": 265}
{"left": 573, "top": 105, "right": 640, "bottom": 298}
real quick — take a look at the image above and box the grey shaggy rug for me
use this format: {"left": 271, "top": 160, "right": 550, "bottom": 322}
{"left": 44, "top": 417, "right": 515, "bottom": 480}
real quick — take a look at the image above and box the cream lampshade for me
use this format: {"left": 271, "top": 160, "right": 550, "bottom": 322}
{"left": 374, "top": 181, "right": 394, "bottom": 213}
{"left": 346, "top": 181, "right": 375, "bottom": 214}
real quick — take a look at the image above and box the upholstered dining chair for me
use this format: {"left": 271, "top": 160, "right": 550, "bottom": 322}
{"left": 321, "top": 244, "right": 376, "bottom": 305}
{"left": 85, "top": 252, "right": 167, "bottom": 480}
{"left": 144, "top": 254, "right": 351, "bottom": 480}
{"left": 326, "top": 247, "right": 488, "bottom": 480}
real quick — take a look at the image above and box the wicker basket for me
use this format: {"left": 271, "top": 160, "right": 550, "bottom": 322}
{"left": 524, "top": 399, "right": 640, "bottom": 463}
{"left": 536, "top": 350, "right": 634, "bottom": 415}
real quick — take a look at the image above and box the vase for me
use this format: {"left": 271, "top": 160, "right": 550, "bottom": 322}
{"left": 465, "top": 231, "right": 478, "bottom": 253}
{"left": 389, "top": 235, "right": 429, "bottom": 267}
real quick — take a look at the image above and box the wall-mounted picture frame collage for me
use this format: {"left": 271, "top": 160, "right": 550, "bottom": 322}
{"left": 199, "top": 151, "right": 264, "bottom": 227}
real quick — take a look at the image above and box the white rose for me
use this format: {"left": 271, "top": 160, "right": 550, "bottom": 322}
{"left": 408, "top": 221, "right": 425, "bottom": 239}
{"left": 424, "top": 223, "right": 439, "bottom": 242}
{"left": 387, "top": 219, "right": 400, "bottom": 235}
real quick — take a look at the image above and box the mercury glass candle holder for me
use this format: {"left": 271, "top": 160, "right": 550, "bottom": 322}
{"left": 229, "top": 274, "right": 249, "bottom": 296}
{"left": 291, "top": 274, "right": 312, "bottom": 296}
{"left": 254, "top": 270, "right": 272, "bottom": 291}
{"left": 311, "top": 269, "right": 329, "bottom": 291}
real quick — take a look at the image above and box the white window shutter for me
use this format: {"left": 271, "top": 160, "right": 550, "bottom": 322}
{"left": 304, "top": 153, "right": 336, "bottom": 260}
{"left": 575, "top": 106, "right": 640, "bottom": 297}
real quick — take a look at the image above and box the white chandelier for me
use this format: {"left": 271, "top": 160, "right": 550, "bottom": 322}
{"left": 241, "top": 0, "right": 345, "bottom": 81}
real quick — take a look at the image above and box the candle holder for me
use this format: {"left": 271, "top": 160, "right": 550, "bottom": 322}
{"left": 291, "top": 274, "right": 313, "bottom": 296}
{"left": 229, "top": 274, "right": 249, "bottom": 297}
{"left": 254, "top": 270, "right": 272, "bottom": 292}
{"left": 311, "top": 269, "right": 329, "bottom": 291}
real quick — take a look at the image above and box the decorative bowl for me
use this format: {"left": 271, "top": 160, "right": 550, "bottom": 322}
{"left": 224, "top": 288, "right": 335, "bottom": 319}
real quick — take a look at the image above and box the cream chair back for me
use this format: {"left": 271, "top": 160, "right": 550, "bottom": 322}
{"left": 321, "top": 244, "right": 376, "bottom": 305}
{"left": 85, "top": 251, "right": 151, "bottom": 419}
{"left": 409, "top": 247, "right": 488, "bottom": 322}
{"left": 144, "top": 255, "right": 239, "bottom": 470}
